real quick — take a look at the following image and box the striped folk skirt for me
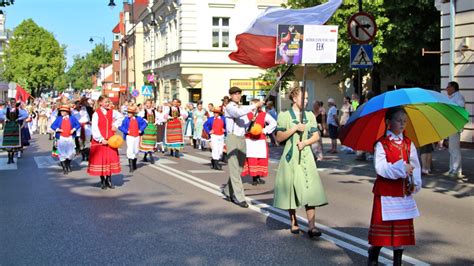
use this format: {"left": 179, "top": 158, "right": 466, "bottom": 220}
{"left": 139, "top": 123, "right": 158, "bottom": 152}
{"left": 1, "top": 121, "right": 21, "bottom": 150}
{"left": 87, "top": 140, "right": 121, "bottom": 176}
{"left": 368, "top": 195, "right": 415, "bottom": 247}
{"left": 164, "top": 118, "right": 184, "bottom": 149}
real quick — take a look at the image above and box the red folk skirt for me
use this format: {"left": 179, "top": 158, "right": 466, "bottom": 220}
{"left": 87, "top": 140, "right": 121, "bottom": 176}
{"left": 368, "top": 195, "right": 416, "bottom": 246}
{"left": 241, "top": 144, "right": 269, "bottom": 177}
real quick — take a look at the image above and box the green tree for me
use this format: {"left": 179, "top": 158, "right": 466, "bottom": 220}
{"left": 1, "top": 19, "right": 66, "bottom": 96}
{"left": 62, "top": 44, "right": 111, "bottom": 91}
{"left": 271, "top": 0, "right": 439, "bottom": 94}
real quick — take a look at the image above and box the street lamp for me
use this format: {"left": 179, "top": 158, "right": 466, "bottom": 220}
{"left": 89, "top": 36, "right": 106, "bottom": 46}
{"left": 108, "top": 0, "right": 116, "bottom": 9}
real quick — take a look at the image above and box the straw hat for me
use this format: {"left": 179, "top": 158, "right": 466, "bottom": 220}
{"left": 58, "top": 105, "right": 71, "bottom": 112}
{"left": 212, "top": 106, "right": 222, "bottom": 113}
{"left": 127, "top": 105, "right": 138, "bottom": 113}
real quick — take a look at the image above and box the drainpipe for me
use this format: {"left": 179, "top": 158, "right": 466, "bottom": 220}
{"left": 449, "top": 0, "right": 455, "bottom": 81}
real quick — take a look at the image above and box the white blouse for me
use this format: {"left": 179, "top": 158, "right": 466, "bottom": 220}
{"left": 91, "top": 107, "right": 124, "bottom": 143}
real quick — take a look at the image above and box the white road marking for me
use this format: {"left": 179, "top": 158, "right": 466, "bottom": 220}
{"left": 0, "top": 158, "right": 18, "bottom": 170}
{"left": 149, "top": 163, "right": 429, "bottom": 266}
{"left": 181, "top": 154, "right": 210, "bottom": 164}
{"left": 34, "top": 156, "right": 61, "bottom": 169}
{"left": 188, "top": 170, "right": 221, "bottom": 174}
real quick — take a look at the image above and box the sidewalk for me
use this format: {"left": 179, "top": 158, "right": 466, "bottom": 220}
{"left": 268, "top": 137, "right": 473, "bottom": 193}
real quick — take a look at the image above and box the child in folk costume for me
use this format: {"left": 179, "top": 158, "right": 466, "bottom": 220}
{"left": 164, "top": 99, "right": 187, "bottom": 158}
{"left": 51, "top": 105, "right": 81, "bottom": 174}
{"left": 368, "top": 107, "right": 422, "bottom": 266}
{"left": 273, "top": 86, "right": 327, "bottom": 238}
{"left": 119, "top": 105, "right": 147, "bottom": 173}
{"left": 203, "top": 107, "right": 226, "bottom": 170}
{"left": 138, "top": 99, "right": 159, "bottom": 164}
{"left": 155, "top": 105, "right": 167, "bottom": 153}
{"left": 241, "top": 99, "right": 276, "bottom": 185}
{"left": 88, "top": 95, "right": 124, "bottom": 190}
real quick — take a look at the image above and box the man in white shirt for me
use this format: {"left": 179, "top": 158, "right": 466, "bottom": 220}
{"left": 222, "top": 86, "right": 263, "bottom": 208}
{"left": 445, "top": 81, "right": 466, "bottom": 178}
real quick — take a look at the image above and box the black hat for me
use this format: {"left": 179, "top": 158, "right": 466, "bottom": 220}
{"left": 228, "top": 86, "right": 242, "bottom": 95}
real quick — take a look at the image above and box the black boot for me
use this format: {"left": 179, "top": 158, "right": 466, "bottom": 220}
{"left": 100, "top": 176, "right": 107, "bottom": 190}
{"left": 60, "top": 161, "right": 68, "bottom": 174}
{"left": 128, "top": 159, "right": 134, "bottom": 172}
{"left": 210, "top": 159, "right": 216, "bottom": 169}
{"left": 142, "top": 153, "right": 148, "bottom": 162}
{"left": 149, "top": 153, "right": 155, "bottom": 164}
{"left": 133, "top": 158, "right": 138, "bottom": 170}
{"left": 10, "top": 152, "right": 15, "bottom": 164}
{"left": 221, "top": 152, "right": 228, "bottom": 163}
{"left": 215, "top": 160, "right": 222, "bottom": 170}
{"left": 368, "top": 246, "right": 381, "bottom": 266}
{"left": 257, "top": 176, "right": 266, "bottom": 185}
{"left": 193, "top": 139, "right": 197, "bottom": 149}
{"left": 393, "top": 249, "right": 403, "bottom": 266}
{"left": 66, "top": 159, "right": 72, "bottom": 172}
{"left": 252, "top": 176, "right": 258, "bottom": 186}
{"left": 106, "top": 176, "right": 115, "bottom": 189}
{"left": 7, "top": 152, "right": 12, "bottom": 164}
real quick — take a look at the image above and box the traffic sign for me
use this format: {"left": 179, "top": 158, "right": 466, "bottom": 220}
{"left": 141, "top": 85, "right": 153, "bottom": 97}
{"left": 350, "top": 44, "right": 373, "bottom": 69}
{"left": 347, "top": 12, "right": 377, "bottom": 44}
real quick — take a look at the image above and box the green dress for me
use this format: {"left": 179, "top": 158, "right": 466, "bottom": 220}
{"left": 273, "top": 109, "right": 328, "bottom": 210}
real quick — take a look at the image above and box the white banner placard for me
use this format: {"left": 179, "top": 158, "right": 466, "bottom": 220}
{"left": 302, "top": 25, "right": 338, "bottom": 64}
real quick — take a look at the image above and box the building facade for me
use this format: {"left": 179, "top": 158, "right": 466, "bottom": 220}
{"left": 435, "top": 0, "right": 473, "bottom": 144}
{"left": 0, "top": 11, "right": 9, "bottom": 102}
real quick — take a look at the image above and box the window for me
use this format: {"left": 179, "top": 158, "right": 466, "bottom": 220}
{"left": 115, "top": 71, "right": 120, "bottom": 83}
{"left": 212, "top": 17, "right": 229, "bottom": 48}
{"left": 114, "top": 51, "right": 119, "bottom": 61}
{"left": 114, "top": 34, "right": 121, "bottom": 41}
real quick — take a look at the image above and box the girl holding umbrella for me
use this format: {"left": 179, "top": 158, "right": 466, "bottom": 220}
{"left": 273, "top": 86, "right": 328, "bottom": 237}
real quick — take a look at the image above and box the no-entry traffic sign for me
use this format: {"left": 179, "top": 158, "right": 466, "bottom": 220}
{"left": 347, "top": 12, "right": 377, "bottom": 44}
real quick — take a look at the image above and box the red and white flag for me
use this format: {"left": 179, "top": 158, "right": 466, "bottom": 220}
{"left": 15, "top": 84, "right": 31, "bottom": 103}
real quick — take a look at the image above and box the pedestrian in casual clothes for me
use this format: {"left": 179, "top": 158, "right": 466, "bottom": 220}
{"left": 88, "top": 95, "right": 124, "bottom": 190}
{"left": 119, "top": 105, "right": 147, "bottom": 172}
{"left": 339, "top": 96, "right": 354, "bottom": 153}
{"left": 326, "top": 98, "right": 339, "bottom": 153}
{"left": 241, "top": 99, "right": 276, "bottom": 185}
{"left": 51, "top": 105, "right": 81, "bottom": 174}
{"left": 203, "top": 107, "right": 226, "bottom": 170}
{"left": 445, "top": 81, "right": 465, "bottom": 179}
{"left": 221, "top": 87, "right": 263, "bottom": 208}
{"left": 368, "top": 106, "right": 422, "bottom": 266}
{"left": 273, "top": 86, "right": 328, "bottom": 237}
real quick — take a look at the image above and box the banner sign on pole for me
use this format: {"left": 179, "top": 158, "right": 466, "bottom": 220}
{"left": 275, "top": 24, "right": 339, "bottom": 65}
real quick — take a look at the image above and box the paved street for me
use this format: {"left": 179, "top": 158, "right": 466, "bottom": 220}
{"left": 1, "top": 135, "right": 473, "bottom": 265}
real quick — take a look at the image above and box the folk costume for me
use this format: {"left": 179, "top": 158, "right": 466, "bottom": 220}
{"left": 87, "top": 106, "right": 124, "bottom": 189}
{"left": 203, "top": 107, "right": 226, "bottom": 170}
{"left": 138, "top": 108, "right": 159, "bottom": 164}
{"left": 241, "top": 110, "right": 276, "bottom": 185}
{"left": 368, "top": 131, "right": 421, "bottom": 265}
{"left": 164, "top": 105, "right": 187, "bottom": 158}
{"left": 155, "top": 109, "right": 167, "bottom": 153}
{"left": 119, "top": 107, "right": 147, "bottom": 172}
{"left": 273, "top": 109, "right": 328, "bottom": 210}
{"left": 193, "top": 108, "right": 207, "bottom": 149}
{"left": 51, "top": 105, "right": 81, "bottom": 174}
{"left": 0, "top": 103, "right": 28, "bottom": 164}
{"left": 184, "top": 108, "right": 194, "bottom": 138}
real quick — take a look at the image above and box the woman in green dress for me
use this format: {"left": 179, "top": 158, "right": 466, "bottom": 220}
{"left": 273, "top": 86, "right": 328, "bottom": 238}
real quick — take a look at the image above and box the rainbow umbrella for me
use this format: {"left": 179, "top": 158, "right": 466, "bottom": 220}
{"left": 338, "top": 88, "right": 469, "bottom": 152}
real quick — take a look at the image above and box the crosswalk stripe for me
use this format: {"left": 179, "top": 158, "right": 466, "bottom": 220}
{"left": 0, "top": 158, "right": 18, "bottom": 170}
{"left": 34, "top": 156, "right": 61, "bottom": 169}
{"left": 181, "top": 154, "right": 210, "bottom": 164}
{"left": 188, "top": 170, "right": 220, "bottom": 174}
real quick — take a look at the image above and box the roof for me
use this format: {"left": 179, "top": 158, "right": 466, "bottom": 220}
{"left": 112, "top": 23, "right": 120, "bottom": 34}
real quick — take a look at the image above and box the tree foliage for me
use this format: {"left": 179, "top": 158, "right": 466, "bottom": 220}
{"left": 62, "top": 43, "right": 112, "bottom": 91}
{"left": 1, "top": 19, "right": 66, "bottom": 96}
{"left": 272, "top": 0, "right": 440, "bottom": 93}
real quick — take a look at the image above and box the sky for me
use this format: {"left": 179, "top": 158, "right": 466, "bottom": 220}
{"left": 3, "top": 0, "right": 122, "bottom": 68}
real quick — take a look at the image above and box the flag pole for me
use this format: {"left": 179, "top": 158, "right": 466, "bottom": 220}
{"left": 298, "top": 64, "right": 308, "bottom": 164}
{"left": 248, "top": 64, "right": 294, "bottom": 132}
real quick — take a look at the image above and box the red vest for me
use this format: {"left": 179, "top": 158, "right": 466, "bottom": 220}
{"left": 96, "top": 109, "right": 114, "bottom": 140}
{"left": 246, "top": 112, "right": 266, "bottom": 140}
{"left": 212, "top": 117, "right": 224, "bottom": 136}
{"left": 373, "top": 136, "right": 411, "bottom": 197}
{"left": 60, "top": 118, "right": 72, "bottom": 137}
{"left": 129, "top": 117, "right": 139, "bottom": 137}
